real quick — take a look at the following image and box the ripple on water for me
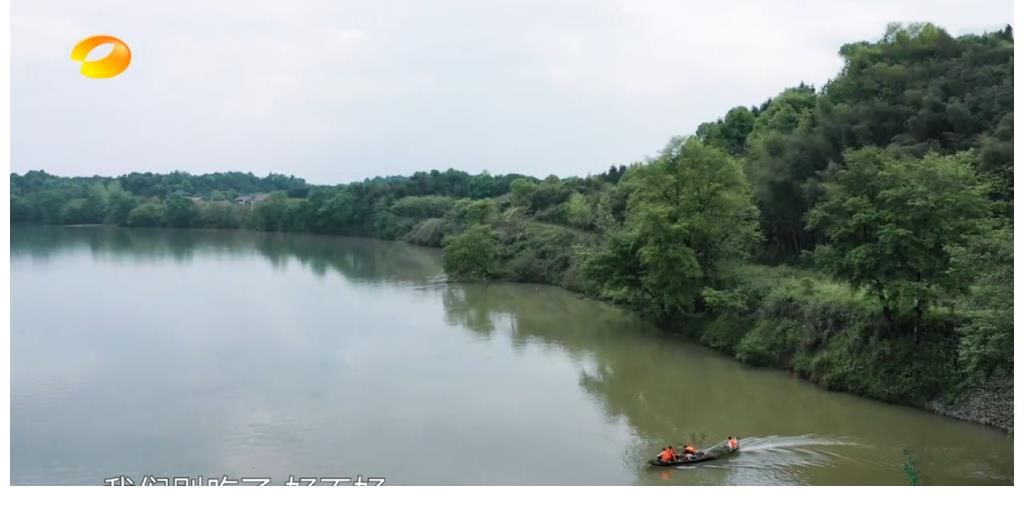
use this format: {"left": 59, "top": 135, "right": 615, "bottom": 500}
{"left": 664, "top": 434, "right": 891, "bottom": 485}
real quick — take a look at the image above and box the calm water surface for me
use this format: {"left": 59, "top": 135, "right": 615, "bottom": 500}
{"left": 10, "top": 226, "right": 1013, "bottom": 485}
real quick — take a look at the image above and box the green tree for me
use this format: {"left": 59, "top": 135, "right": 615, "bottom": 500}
{"left": 947, "top": 222, "right": 1013, "bottom": 378}
{"left": 442, "top": 225, "right": 500, "bottom": 280}
{"left": 280, "top": 199, "right": 313, "bottom": 232}
{"left": 696, "top": 106, "right": 756, "bottom": 156}
{"left": 390, "top": 195, "right": 456, "bottom": 219}
{"left": 743, "top": 85, "right": 827, "bottom": 259}
{"left": 315, "top": 191, "right": 357, "bottom": 233}
{"left": 806, "top": 148, "right": 991, "bottom": 321}
{"left": 510, "top": 177, "right": 538, "bottom": 208}
{"left": 975, "top": 113, "right": 1013, "bottom": 204}
{"left": 451, "top": 198, "right": 498, "bottom": 226}
{"left": 164, "top": 195, "right": 199, "bottom": 228}
{"left": 249, "top": 192, "right": 289, "bottom": 231}
{"left": 197, "top": 201, "right": 244, "bottom": 229}
{"left": 60, "top": 198, "right": 100, "bottom": 224}
{"left": 127, "top": 202, "right": 166, "bottom": 227}
{"left": 106, "top": 181, "right": 140, "bottom": 225}
{"left": 565, "top": 192, "right": 593, "bottom": 229}
{"left": 59, "top": 184, "right": 109, "bottom": 224}
{"left": 582, "top": 138, "right": 761, "bottom": 318}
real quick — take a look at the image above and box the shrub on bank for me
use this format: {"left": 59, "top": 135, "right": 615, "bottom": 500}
{"left": 441, "top": 216, "right": 595, "bottom": 288}
{"left": 441, "top": 225, "right": 500, "bottom": 280}
{"left": 704, "top": 265, "right": 963, "bottom": 404}
{"left": 494, "top": 220, "right": 590, "bottom": 289}
{"left": 404, "top": 217, "right": 450, "bottom": 247}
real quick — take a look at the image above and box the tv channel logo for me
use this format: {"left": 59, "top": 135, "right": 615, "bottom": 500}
{"left": 71, "top": 35, "right": 132, "bottom": 78}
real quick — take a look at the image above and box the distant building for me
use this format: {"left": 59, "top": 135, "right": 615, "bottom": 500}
{"left": 235, "top": 194, "right": 269, "bottom": 206}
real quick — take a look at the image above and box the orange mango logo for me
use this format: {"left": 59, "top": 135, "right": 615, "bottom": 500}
{"left": 71, "top": 35, "right": 131, "bottom": 78}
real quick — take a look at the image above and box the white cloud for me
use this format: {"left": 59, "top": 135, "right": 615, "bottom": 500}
{"left": 10, "top": 0, "right": 1013, "bottom": 183}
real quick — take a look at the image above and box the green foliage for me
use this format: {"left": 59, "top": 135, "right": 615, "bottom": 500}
{"left": 164, "top": 195, "right": 200, "bottom": 228}
{"left": 565, "top": 192, "right": 593, "bottom": 229}
{"left": 117, "top": 170, "right": 308, "bottom": 198}
{"left": 582, "top": 138, "right": 760, "bottom": 319}
{"left": 280, "top": 198, "right": 313, "bottom": 232}
{"left": 743, "top": 85, "right": 827, "bottom": 259}
{"left": 509, "top": 178, "right": 537, "bottom": 208}
{"left": 494, "top": 220, "right": 591, "bottom": 289}
{"left": 948, "top": 222, "right": 1013, "bottom": 379}
{"left": 106, "top": 181, "right": 140, "bottom": 225}
{"left": 9, "top": 168, "right": 527, "bottom": 237}
{"left": 197, "top": 201, "right": 245, "bottom": 229}
{"left": 696, "top": 106, "right": 756, "bottom": 156}
{"left": 126, "top": 202, "right": 166, "bottom": 227}
{"left": 60, "top": 198, "right": 101, "bottom": 224}
{"left": 246, "top": 192, "right": 292, "bottom": 231}
{"left": 806, "top": 148, "right": 990, "bottom": 320}
{"left": 390, "top": 195, "right": 457, "bottom": 219}
{"left": 750, "top": 85, "right": 818, "bottom": 138}
{"left": 705, "top": 264, "right": 960, "bottom": 404}
{"left": 731, "top": 25, "right": 1012, "bottom": 260}
{"left": 735, "top": 317, "right": 806, "bottom": 366}
{"left": 451, "top": 198, "right": 498, "bottom": 226}
{"left": 509, "top": 176, "right": 578, "bottom": 216}
{"left": 314, "top": 191, "right": 357, "bottom": 234}
{"left": 809, "top": 319, "right": 960, "bottom": 403}
{"left": 975, "top": 113, "right": 1014, "bottom": 203}
{"left": 405, "top": 217, "right": 450, "bottom": 247}
{"left": 442, "top": 225, "right": 500, "bottom": 280}
{"left": 827, "top": 23, "right": 1012, "bottom": 154}
{"left": 601, "top": 165, "right": 628, "bottom": 184}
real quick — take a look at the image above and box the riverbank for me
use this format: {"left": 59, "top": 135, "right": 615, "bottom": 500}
{"left": 925, "top": 375, "right": 1014, "bottom": 432}
{"left": 687, "top": 265, "right": 1014, "bottom": 433}
{"left": 440, "top": 220, "right": 1013, "bottom": 432}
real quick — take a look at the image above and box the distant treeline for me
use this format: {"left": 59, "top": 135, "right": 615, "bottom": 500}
{"left": 10, "top": 168, "right": 533, "bottom": 235}
{"left": 10, "top": 23, "right": 1014, "bottom": 417}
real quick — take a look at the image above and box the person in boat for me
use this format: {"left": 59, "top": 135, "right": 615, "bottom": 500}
{"left": 658, "top": 446, "right": 679, "bottom": 463}
{"left": 656, "top": 447, "right": 674, "bottom": 463}
{"left": 727, "top": 437, "right": 739, "bottom": 450}
{"left": 681, "top": 444, "right": 699, "bottom": 457}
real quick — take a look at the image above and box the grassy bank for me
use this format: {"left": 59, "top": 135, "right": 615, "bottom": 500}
{"left": 697, "top": 266, "right": 960, "bottom": 403}
{"left": 446, "top": 224, "right": 1012, "bottom": 431}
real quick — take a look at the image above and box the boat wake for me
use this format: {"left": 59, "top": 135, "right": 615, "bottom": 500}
{"left": 736, "top": 434, "right": 857, "bottom": 453}
{"left": 668, "top": 434, "right": 875, "bottom": 480}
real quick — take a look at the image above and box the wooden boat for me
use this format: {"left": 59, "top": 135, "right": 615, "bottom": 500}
{"left": 648, "top": 443, "right": 739, "bottom": 467}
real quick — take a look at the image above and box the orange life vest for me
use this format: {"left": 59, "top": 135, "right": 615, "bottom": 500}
{"left": 684, "top": 445, "right": 697, "bottom": 454}
{"left": 658, "top": 449, "right": 672, "bottom": 462}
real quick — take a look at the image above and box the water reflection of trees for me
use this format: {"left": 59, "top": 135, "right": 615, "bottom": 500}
{"left": 11, "top": 226, "right": 443, "bottom": 285}
{"left": 436, "top": 282, "right": 1013, "bottom": 486}
{"left": 438, "top": 282, "right": 723, "bottom": 442}
{"left": 13, "top": 227, "right": 1009, "bottom": 483}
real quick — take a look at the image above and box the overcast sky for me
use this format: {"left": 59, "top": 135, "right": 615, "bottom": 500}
{"left": 11, "top": 0, "right": 1013, "bottom": 184}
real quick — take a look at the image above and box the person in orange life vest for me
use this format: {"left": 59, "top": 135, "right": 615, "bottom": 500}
{"left": 657, "top": 447, "right": 673, "bottom": 463}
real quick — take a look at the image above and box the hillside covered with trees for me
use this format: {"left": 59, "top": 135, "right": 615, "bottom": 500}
{"left": 10, "top": 23, "right": 1013, "bottom": 428}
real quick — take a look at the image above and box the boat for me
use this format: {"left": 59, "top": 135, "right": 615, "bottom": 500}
{"left": 648, "top": 442, "right": 739, "bottom": 467}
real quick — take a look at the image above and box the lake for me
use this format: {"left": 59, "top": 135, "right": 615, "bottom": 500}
{"left": 10, "top": 226, "right": 1013, "bottom": 485}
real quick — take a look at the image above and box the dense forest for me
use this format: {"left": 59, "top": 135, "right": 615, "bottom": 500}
{"left": 9, "top": 23, "right": 1013, "bottom": 426}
